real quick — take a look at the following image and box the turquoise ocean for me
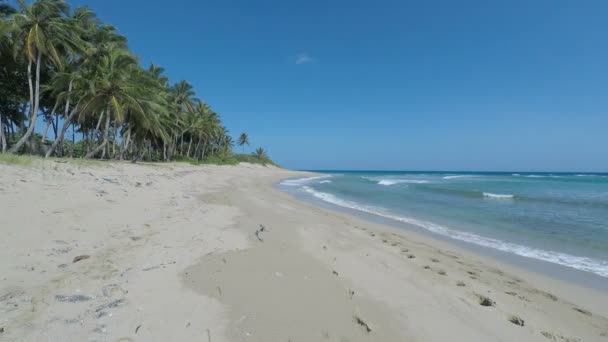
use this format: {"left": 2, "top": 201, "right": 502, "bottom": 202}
{"left": 280, "top": 171, "right": 608, "bottom": 279}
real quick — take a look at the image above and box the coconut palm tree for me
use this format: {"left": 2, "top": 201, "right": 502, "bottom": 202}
{"left": 0, "top": 1, "right": 252, "bottom": 164}
{"left": 7, "top": 0, "right": 84, "bottom": 153}
{"left": 238, "top": 132, "right": 249, "bottom": 153}
{"left": 167, "top": 80, "right": 197, "bottom": 158}
{"left": 73, "top": 46, "right": 144, "bottom": 158}
{"left": 253, "top": 147, "right": 268, "bottom": 161}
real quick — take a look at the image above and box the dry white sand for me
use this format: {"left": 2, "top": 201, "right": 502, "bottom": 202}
{"left": 1, "top": 160, "right": 607, "bottom": 341}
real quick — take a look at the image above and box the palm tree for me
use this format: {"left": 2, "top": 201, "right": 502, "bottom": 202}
{"left": 74, "top": 46, "right": 144, "bottom": 158}
{"left": 7, "top": 0, "right": 84, "bottom": 153}
{"left": 0, "top": 3, "right": 19, "bottom": 152}
{"left": 253, "top": 147, "right": 268, "bottom": 161}
{"left": 168, "top": 80, "right": 197, "bottom": 158}
{"left": 238, "top": 132, "right": 249, "bottom": 153}
{"left": 0, "top": 1, "right": 247, "bottom": 163}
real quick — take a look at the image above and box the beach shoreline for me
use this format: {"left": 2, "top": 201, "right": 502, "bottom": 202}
{"left": 278, "top": 178, "right": 608, "bottom": 292}
{"left": 1, "top": 160, "right": 607, "bottom": 341}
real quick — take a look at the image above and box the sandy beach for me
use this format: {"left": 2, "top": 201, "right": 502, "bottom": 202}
{"left": 1, "top": 160, "right": 607, "bottom": 342}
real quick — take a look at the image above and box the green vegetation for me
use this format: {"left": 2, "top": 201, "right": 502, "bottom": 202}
{"left": 0, "top": 152, "right": 35, "bottom": 165}
{"left": 177, "top": 153, "right": 279, "bottom": 167}
{"left": 0, "top": 0, "right": 275, "bottom": 166}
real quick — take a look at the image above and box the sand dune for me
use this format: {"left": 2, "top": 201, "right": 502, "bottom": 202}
{"left": 0, "top": 161, "right": 606, "bottom": 341}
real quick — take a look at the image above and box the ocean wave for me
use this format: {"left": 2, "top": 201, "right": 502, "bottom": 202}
{"left": 443, "top": 175, "right": 475, "bottom": 180}
{"left": 300, "top": 186, "right": 608, "bottom": 278}
{"left": 378, "top": 179, "right": 429, "bottom": 186}
{"left": 361, "top": 176, "right": 429, "bottom": 186}
{"left": 319, "top": 180, "right": 332, "bottom": 184}
{"left": 483, "top": 192, "right": 515, "bottom": 199}
{"left": 524, "top": 175, "right": 561, "bottom": 178}
{"left": 280, "top": 175, "right": 333, "bottom": 186}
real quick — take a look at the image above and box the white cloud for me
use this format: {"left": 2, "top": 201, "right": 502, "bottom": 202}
{"left": 295, "top": 53, "right": 313, "bottom": 65}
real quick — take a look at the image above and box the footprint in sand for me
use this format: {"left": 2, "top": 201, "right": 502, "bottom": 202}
{"left": 477, "top": 294, "right": 495, "bottom": 307}
{"left": 541, "top": 331, "right": 582, "bottom": 342}
{"left": 572, "top": 307, "right": 592, "bottom": 316}
{"left": 507, "top": 315, "right": 524, "bottom": 326}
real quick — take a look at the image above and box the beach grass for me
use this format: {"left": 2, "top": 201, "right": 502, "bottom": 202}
{"left": 0, "top": 153, "right": 111, "bottom": 168}
{"left": 0, "top": 153, "right": 37, "bottom": 165}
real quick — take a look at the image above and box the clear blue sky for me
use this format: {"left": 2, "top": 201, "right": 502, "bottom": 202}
{"left": 67, "top": 0, "right": 608, "bottom": 171}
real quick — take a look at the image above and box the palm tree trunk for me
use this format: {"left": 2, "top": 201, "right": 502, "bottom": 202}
{"left": 201, "top": 140, "right": 207, "bottom": 160}
{"left": 41, "top": 101, "right": 59, "bottom": 143}
{"left": 0, "top": 113, "right": 6, "bottom": 153}
{"left": 111, "top": 124, "right": 118, "bottom": 158}
{"left": 94, "top": 111, "right": 104, "bottom": 133}
{"left": 187, "top": 136, "right": 193, "bottom": 158}
{"left": 180, "top": 133, "right": 185, "bottom": 155}
{"left": 41, "top": 120, "right": 52, "bottom": 143}
{"left": 86, "top": 111, "right": 111, "bottom": 159}
{"left": 52, "top": 112, "right": 58, "bottom": 140}
{"left": 119, "top": 126, "right": 131, "bottom": 159}
{"left": 193, "top": 138, "right": 201, "bottom": 160}
{"left": 70, "top": 123, "right": 75, "bottom": 157}
{"left": 45, "top": 106, "right": 78, "bottom": 158}
{"left": 9, "top": 52, "right": 42, "bottom": 153}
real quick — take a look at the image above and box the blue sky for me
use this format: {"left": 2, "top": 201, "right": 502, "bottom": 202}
{"left": 64, "top": 0, "right": 608, "bottom": 170}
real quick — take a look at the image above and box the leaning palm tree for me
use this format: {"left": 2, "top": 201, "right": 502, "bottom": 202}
{"left": 7, "top": 0, "right": 84, "bottom": 153}
{"left": 237, "top": 132, "right": 249, "bottom": 153}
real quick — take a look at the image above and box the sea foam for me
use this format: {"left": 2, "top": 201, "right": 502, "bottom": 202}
{"left": 443, "top": 175, "right": 475, "bottom": 180}
{"left": 483, "top": 192, "right": 515, "bottom": 199}
{"left": 280, "top": 175, "right": 333, "bottom": 186}
{"left": 299, "top": 186, "right": 608, "bottom": 278}
{"left": 362, "top": 176, "right": 428, "bottom": 186}
{"left": 377, "top": 179, "right": 429, "bottom": 186}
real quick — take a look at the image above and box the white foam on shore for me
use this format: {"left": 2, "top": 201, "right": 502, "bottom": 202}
{"left": 443, "top": 175, "right": 475, "bottom": 180}
{"left": 280, "top": 175, "right": 333, "bottom": 186}
{"left": 362, "top": 176, "right": 429, "bottom": 186}
{"left": 299, "top": 186, "right": 608, "bottom": 278}
{"left": 378, "top": 179, "right": 428, "bottom": 186}
{"left": 524, "top": 175, "right": 562, "bottom": 178}
{"left": 483, "top": 192, "right": 515, "bottom": 199}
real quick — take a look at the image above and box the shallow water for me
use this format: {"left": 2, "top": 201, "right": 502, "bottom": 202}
{"left": 280, "top": 171, "right": 608, "bottom": 278}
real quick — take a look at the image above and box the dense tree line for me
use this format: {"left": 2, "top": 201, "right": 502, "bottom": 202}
{"left": 0, "top": 0, "right": 269, "bottom": 163}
